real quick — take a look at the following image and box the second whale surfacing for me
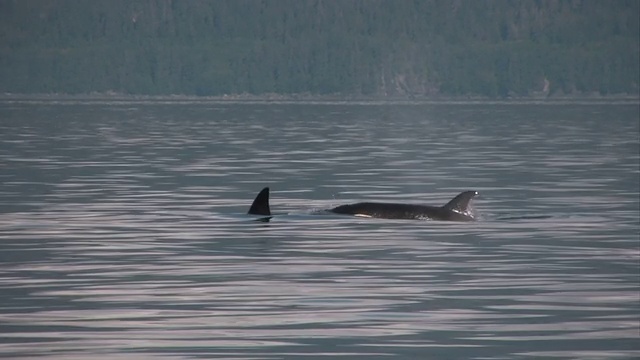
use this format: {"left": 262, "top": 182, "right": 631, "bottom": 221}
{"left": 248, "top": 187, "right": 478, "bottom": 221}
{"left": 330, "top": 191, "right": 478, "bottom": 221}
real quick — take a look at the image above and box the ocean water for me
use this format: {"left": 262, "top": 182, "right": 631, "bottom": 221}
{"left": 0, "top": 99, "right": 638, "bottom": 359}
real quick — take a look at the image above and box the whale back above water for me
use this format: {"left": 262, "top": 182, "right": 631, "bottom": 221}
{"left": 330, "top": 191, "right": 478, "bottom": 221}
{"left": 247, "top": 187, "right": 478, "bottom": 221}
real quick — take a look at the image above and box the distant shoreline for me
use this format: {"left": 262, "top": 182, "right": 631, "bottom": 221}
{"left": 1, "top": 92, "right": 638, "bottom": 105}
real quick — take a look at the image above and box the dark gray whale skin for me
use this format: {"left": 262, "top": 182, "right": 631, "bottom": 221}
{"left": 330, "top": 200, "right": 476, "bottom": 221}
{"left": 329, "top": 190, "right": 478, "bottom": 221}
{"left": 248, "top": 187, "right": 478, "bottom": 222}
{"left": 248, "top": 187, "right": 271, "bottom": 216}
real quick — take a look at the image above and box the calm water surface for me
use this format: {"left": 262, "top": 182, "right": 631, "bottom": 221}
{"left": 0, "top": 100, "right": 638, "bottom": 359}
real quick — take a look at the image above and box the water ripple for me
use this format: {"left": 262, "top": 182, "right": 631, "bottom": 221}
{"left": 0, "top": 102, "right": 638, "bottom": 359}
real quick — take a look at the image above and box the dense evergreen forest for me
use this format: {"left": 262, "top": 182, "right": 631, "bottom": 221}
{"left": 0, "top": 0, "right": 638, "bottom": 98}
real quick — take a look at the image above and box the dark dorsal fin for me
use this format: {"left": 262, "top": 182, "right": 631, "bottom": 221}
{"left": 248, "top": 187, "right": 271, "bottom": 215}
{"left": 442, "top": 191, "right": 478, "bottom": 216}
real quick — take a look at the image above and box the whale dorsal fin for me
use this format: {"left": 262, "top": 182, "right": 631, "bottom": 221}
{"left": 442, "top": 191, "right": 478, "bottom": 216}
{"left": 248, "top": 187, "right": 271, "bottom": 215}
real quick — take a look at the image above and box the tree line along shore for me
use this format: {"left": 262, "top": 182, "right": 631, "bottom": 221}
{"left": 1, "top": 0, "right": 638, "bottom": 98}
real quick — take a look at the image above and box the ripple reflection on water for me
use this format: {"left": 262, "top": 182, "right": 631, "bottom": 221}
{"left": 0, "top": 102, "right": 638, "bottom": 359}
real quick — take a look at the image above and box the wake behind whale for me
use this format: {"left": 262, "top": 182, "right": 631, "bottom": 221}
{"left": 247, "top": 187, "right": 478, "bottom": 222}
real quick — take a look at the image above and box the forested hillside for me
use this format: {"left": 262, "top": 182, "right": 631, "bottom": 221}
{"left": 0, "top": 0, "right": 638, "bottom": 97}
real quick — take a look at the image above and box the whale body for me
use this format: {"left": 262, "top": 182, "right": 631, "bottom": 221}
{"left": 329, "top": 191, "right": 478, "bottom": 221}
{"left": 248, "top": 187, "right": 478, "bottom": 221}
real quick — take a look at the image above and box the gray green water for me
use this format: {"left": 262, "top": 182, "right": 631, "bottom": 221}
{"left": 1, "top": 100, "right": 638, "bottom": 359}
